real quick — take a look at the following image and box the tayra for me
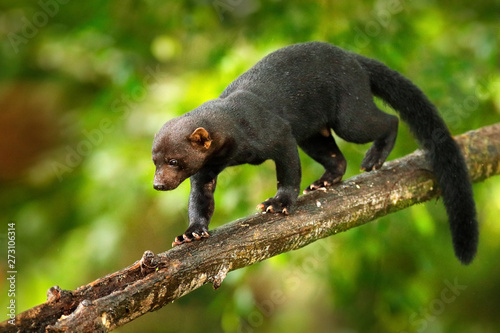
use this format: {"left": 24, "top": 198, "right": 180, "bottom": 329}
{"left": 152, "top": 41, "right": 478, "bottom": 264}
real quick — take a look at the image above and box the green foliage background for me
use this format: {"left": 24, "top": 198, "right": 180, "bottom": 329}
{"left": 1, "top": 0, "right": 499, "bottom": 332}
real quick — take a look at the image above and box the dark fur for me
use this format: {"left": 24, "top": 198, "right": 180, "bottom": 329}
{"left": 152, "top": 42, "right": 478, "bottom": 264}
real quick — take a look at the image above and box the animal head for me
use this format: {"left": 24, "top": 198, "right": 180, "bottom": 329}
{"left": 152, "top": 121, "right": 212, "bottom": 191}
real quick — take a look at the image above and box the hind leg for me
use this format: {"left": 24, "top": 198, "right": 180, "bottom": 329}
{"left": 335, "top": 102, "right": 399, "bottom": 172}
{"left": 360, "top": 119, "right": 398, "bottom": 171}
{"left": 358, "top": 111, "right": 398, "bottom": 171}
{"left": 299, "top": 130, "right": 347, "bottom": 193}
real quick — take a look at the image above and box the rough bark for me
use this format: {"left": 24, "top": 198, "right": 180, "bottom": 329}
{"left": 2, "top": 123, "right": 500, "bottom": 333}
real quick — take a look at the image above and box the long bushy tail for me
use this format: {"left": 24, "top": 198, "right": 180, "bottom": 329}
{"left": 356, "top": 55, "right": 478, "bottom": 265}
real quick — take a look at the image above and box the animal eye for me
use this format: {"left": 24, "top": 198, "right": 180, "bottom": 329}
{"left": 167, "top": 159, "right": 178, "bottom": 167}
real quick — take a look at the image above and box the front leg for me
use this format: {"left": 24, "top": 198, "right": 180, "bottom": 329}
{"left": 257, "top": 139, "right": 301, "bottom": 214}
{"left": 173, "top": 169, "right": 219, "bottom": 246}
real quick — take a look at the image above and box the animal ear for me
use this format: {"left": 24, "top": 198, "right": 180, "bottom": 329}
{"left": 189, "top": 127, "right": 212, "bottom": 149}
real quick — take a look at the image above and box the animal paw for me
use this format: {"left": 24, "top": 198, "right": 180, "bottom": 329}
{"left": 361, "top": 147, "right": 385, "bottom": 171}
{"left": 256, "top": 197, "right": 290, "bottom": 215}
{"left": 303, "top": 175, "right": 342, "bottom": 194}
{"left": 172, "top": 225, "right": 209, "bottom": 247}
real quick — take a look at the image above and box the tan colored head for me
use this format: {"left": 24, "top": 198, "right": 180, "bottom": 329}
{"left": 152, "top": 120, "right": 212, "bottom": 191}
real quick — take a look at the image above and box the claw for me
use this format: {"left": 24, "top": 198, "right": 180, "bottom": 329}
{"left": 256, "top": 203, "right": 265, "bottom": 211}
{"left": 282, "top": 207, "right": 289, "bottom": 215}
{"left": 172, "top": 237, "right": 183, "bottom": 247}
{"left": 266, "top": 205, "right": 274, "bottom": 213}
{"left": 172, "top": 229, "right": 209, "bottom": 247}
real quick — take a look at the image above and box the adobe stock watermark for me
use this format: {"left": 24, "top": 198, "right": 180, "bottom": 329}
{"left": 6, "top": 221, "right": 17, "bottom": 325}
{"left": 212, "top": 0, "right": 252, "bottom": 21}
{"left": 237, "top": 240, "right": 334, "bottom": 333}
{"left": 348, "top": 0, "right": 411, "bottom": 50}
{"left": 443, "top": 74, "right": 499, "bottom": 129}
{"left": 51, "top": 64, "right": 166, "bottom": 182}
{"left": 400, "top": 277, "right": 467, "bottom": 333}
{"left": 8, "top": 0, "right": 71, "bottom": 54}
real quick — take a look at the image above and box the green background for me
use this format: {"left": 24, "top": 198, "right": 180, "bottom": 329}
{"left": 1, "top": 0, "right": 499, "bottom": 332}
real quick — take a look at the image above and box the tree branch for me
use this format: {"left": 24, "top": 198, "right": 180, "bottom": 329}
{"left": 3, "top": 123, "right": 500, "bottom": 333}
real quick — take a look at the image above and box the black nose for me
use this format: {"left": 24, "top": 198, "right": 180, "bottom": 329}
{"left": 154, "top": 184, "right": 167, "bottom": 191}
